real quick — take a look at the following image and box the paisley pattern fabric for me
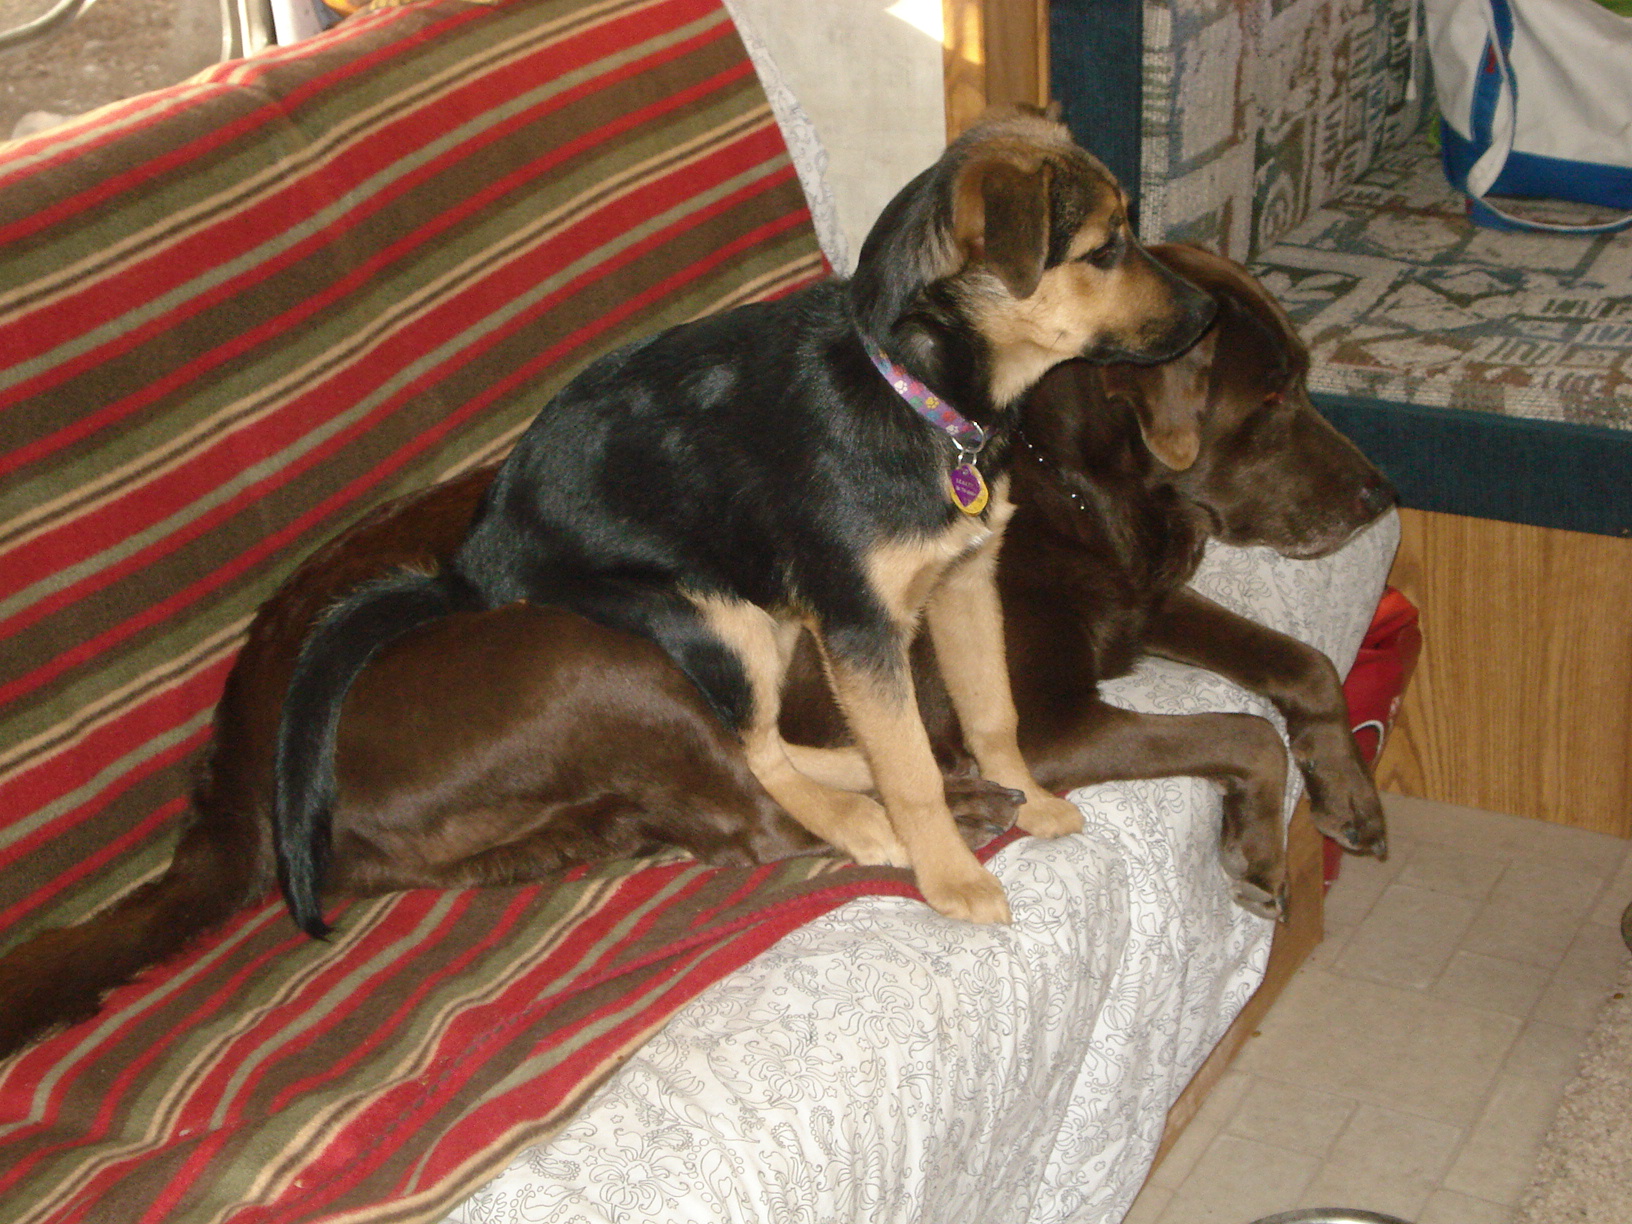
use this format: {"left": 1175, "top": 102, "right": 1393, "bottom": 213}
{"left": 1139, "top": 0, "right": 1426, "bottom": 260}
{"left": 1253, "top": 131, "right": 1632, "bottom": 431}
{"left": 443, "top": 512, "right": 1401, "bottom": 1224}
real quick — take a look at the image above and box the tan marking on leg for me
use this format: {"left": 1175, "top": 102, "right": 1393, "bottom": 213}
{"left": 689, "top": 594, "right": 907, "bottom": 866}
{"left": 820, "top": 645, "right": 1009, "bottom": 923}
{"left": 922, "top": 488, "right": 1084, "bottom": 838}
{"left": 782, "top": 744, "right": 876, "bottom": 791}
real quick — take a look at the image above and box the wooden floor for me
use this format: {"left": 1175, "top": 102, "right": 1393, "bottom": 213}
{"left": 1378, "top": 508, "right": 1632, "bottom": 839}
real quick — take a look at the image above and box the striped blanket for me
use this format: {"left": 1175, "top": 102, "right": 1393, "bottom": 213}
{"left": 0, "top": 0, "right": 849, "bottom": 1216}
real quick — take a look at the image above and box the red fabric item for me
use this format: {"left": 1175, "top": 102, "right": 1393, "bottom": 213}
{"left": 1328, "top": 587, "right": 1422, "bottom": 885}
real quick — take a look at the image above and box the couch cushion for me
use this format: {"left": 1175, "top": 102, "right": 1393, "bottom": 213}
{"left": 1252, "top": 131, "right": 1632, "bottom": 537}
{"left": 0, "top": 0, "right": 824, "bottom": 1215}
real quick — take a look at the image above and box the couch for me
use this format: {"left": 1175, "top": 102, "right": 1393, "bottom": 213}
{"left": 0, "top": 1, "right": 1397, "bottom": 1219}
{"left": 1050, "top": 0, "right": 1632, "bottom": 837}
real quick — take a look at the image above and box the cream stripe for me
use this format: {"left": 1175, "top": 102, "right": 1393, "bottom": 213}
{"left": 224, "top": 867, "right": 651, "bottom": 1215}
{"left": 0, "top": 616, "right": 248, "bottom": 787}
{"left": 4, "top": 900, "right": 399, "bottom": 1224}
{"left": 0, "top": 0, "right": 667, "bottom": 317}
{"left": 0, "top": 111, "right": 782, "bottom": 633}
{"left": 687, "top": 252, "right": 826, "bottom": 318}
{"left": 0, "top": 103, "right": 774, "bottom": 557}
{"left": 0, "top": 0, "right": 720, "bottom": 401}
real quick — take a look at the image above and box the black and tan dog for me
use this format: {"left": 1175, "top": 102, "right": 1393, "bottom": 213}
{"left": 275, "top": 107, "right": 1214, "bottom": 932}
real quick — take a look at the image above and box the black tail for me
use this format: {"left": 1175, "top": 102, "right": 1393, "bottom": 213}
{"left": 273, "top": 569, "right": 476, "bottom": 938}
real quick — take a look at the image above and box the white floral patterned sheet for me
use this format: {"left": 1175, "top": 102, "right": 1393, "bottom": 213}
{"left": 444, "top": 511, "right": 1400, "bottom": 1224}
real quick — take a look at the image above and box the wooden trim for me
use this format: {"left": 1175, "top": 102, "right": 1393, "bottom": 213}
{"left": 1377, "top": 508, "right": 1632, "bottom": 837}
{"left": 942, "top": 0, "right": 1049, "bottom": 138}
{"left": 1148, "top": 802, "right": 1326, "bottom": 1171}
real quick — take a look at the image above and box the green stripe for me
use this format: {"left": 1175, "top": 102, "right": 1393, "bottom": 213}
{"left": 0, "top": 5, "right": 733, "bottom": 396}
{"left": 0, "top": 146, "right": 790, "bottom": 628}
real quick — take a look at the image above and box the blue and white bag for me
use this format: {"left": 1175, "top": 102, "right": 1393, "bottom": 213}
{"left": 1424, "top": 0, "right": 1632, "bottom": 232}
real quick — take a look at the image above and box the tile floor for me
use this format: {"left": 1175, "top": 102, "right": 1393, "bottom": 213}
{"left": 1126, "top": 793, "right": 1632, "bottom": 1224}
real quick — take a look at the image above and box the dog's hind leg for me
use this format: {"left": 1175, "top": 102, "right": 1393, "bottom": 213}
{"left": 781, "top": 744, "right": 876, "bottom": 791}
{"left": 1022, "top": 698, "right": 1289, "bottom": 919}
{"left": 1146, "top": 588, "right": 1387, "bottom": 859}
{"left": 691, "top": 597, "right": 911, "bottom": 869}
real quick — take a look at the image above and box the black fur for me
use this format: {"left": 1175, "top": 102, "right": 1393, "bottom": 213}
{"left": 274, "top": 571, "right": 480, "bottom": 936}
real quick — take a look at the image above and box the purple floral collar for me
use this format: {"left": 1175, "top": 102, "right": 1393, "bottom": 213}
{"left": 861, "top": 335, "right": 990, "bottom": 515}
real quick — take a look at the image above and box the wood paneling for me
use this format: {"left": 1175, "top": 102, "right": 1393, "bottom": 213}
{"left": 942, "top": 0, "right": 1049, "bottom": 137}
{"left": 1377, "top": 508, "right": 1632, "bottom": 838}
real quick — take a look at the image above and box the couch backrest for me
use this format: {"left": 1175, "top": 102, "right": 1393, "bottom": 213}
{"left": 1138, "top": 0, "right": 1428, "bottom": 258}
{"left": 0, "top": 2, "right": 826, "bottom": 1216}
{"left": 0, "top": 0, "right": 823, "bottom": 950}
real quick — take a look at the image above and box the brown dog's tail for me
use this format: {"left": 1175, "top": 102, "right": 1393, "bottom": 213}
{"left": 0, "top": 804, "right": 271, "bottom": 1060}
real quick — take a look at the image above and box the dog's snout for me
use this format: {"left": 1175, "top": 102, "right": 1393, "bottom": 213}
{"left": 1133, "top": 256, "right": 1217, "bottom": 365}
{"left": 1358, "top": 477, "right": 1398, "bottom": 519}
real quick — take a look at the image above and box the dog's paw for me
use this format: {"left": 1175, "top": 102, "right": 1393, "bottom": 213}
{"left": 1017, "top": 793, "right": 1083, "bottom": 839}
{"left": 919, "top": 864, "right": 1012, "bottom": 924}
{"left": 1231, "top": 876, "right": 1288, "bottom": 922}
{"left": 828, "top": 797, "right": 911, "bottom": 867}
{"left": 1302, "top": 757, "right": 1389, "bottom": 859}
{"left": 944, "top": 777, "right": 1024, "bottom": 847}
{"left": 1218, "top": 837, "right": 1287, "bottom": 922}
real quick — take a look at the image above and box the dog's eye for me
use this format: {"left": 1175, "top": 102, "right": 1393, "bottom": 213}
{"left": 1080, "top": 237, "right": 1121, "bottom": 269}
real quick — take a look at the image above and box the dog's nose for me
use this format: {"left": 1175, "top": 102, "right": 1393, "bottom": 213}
{"left": 1358, "top": 477, "right": 1398, "bottom": 518}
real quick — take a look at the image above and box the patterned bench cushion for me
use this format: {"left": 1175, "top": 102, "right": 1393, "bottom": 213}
{"left": 0, "top": 0, "right": 825, "bottom": 1215}
{"left": 1252, "top": 132, "right": 1632, "bottom": 537}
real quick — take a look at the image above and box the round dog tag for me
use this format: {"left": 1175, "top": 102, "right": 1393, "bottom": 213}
{"left": 948, "top": 462, "right": 989, "bottom": 515}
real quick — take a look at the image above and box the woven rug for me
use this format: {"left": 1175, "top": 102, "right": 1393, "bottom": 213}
{"left": 1513, "top": 953, "right": 1632, "bottom": 1223}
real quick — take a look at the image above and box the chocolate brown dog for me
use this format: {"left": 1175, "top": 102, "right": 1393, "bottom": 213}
{"left": 0, "top": 244, "right": 1380, "bottom": 1059}
{"left": 788, "top": 243, "right": 1395, "bottom": 916}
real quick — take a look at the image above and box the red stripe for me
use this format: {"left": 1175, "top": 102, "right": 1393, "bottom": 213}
{"left": 0, "top": 7, "right": 739, "bottom": 481}
{"left": 0, "top": 53, "right": 760, "bottom": 541}
{"left": 0, "top": 901, "right": 296, "bottom": 1191}
{"left": 8, "top": 3, "right": 729, "bottom": 393}
{"left": 256, "top": 888, "right": 539, "bottom": 1117}
{"left": 0, "top": 169, "right": 809, "bottom": 716}
{"left": 0, "top": 657, "right": 232, "bottom": 860}
{"left": 3, "top": 893, "right": 422, "bottom": 1213}
{"left": 230, "top": 869, "right": 786, "bottom": 1215}
{"left": 291, "top": 876, "right": 923, "bottom": 1213}
{"left": 0, "top": 1, "right": 483, "bottom": 227}
{"left": 126, "top": 891, "right": 518, "bottom": 1222}
{"left": 0, "top": 787, "right": 191, "bottom": 939}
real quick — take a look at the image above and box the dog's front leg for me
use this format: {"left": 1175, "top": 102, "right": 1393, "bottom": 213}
{"left": 820, "top": 640, "right": 1011, "bottom": 924}
{"left": 1146, "top": 588, "right": 1386, "bottom": 858}
{"left": 923, "top": 535, "right": 1085, "bottom": 840}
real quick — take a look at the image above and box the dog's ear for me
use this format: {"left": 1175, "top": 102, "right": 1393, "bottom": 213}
{"left": 1107, "top": 324, "right": 1218, "bottom": 471}
{"left": 954, "top": 157, "right": 1051, "bottom": 299}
